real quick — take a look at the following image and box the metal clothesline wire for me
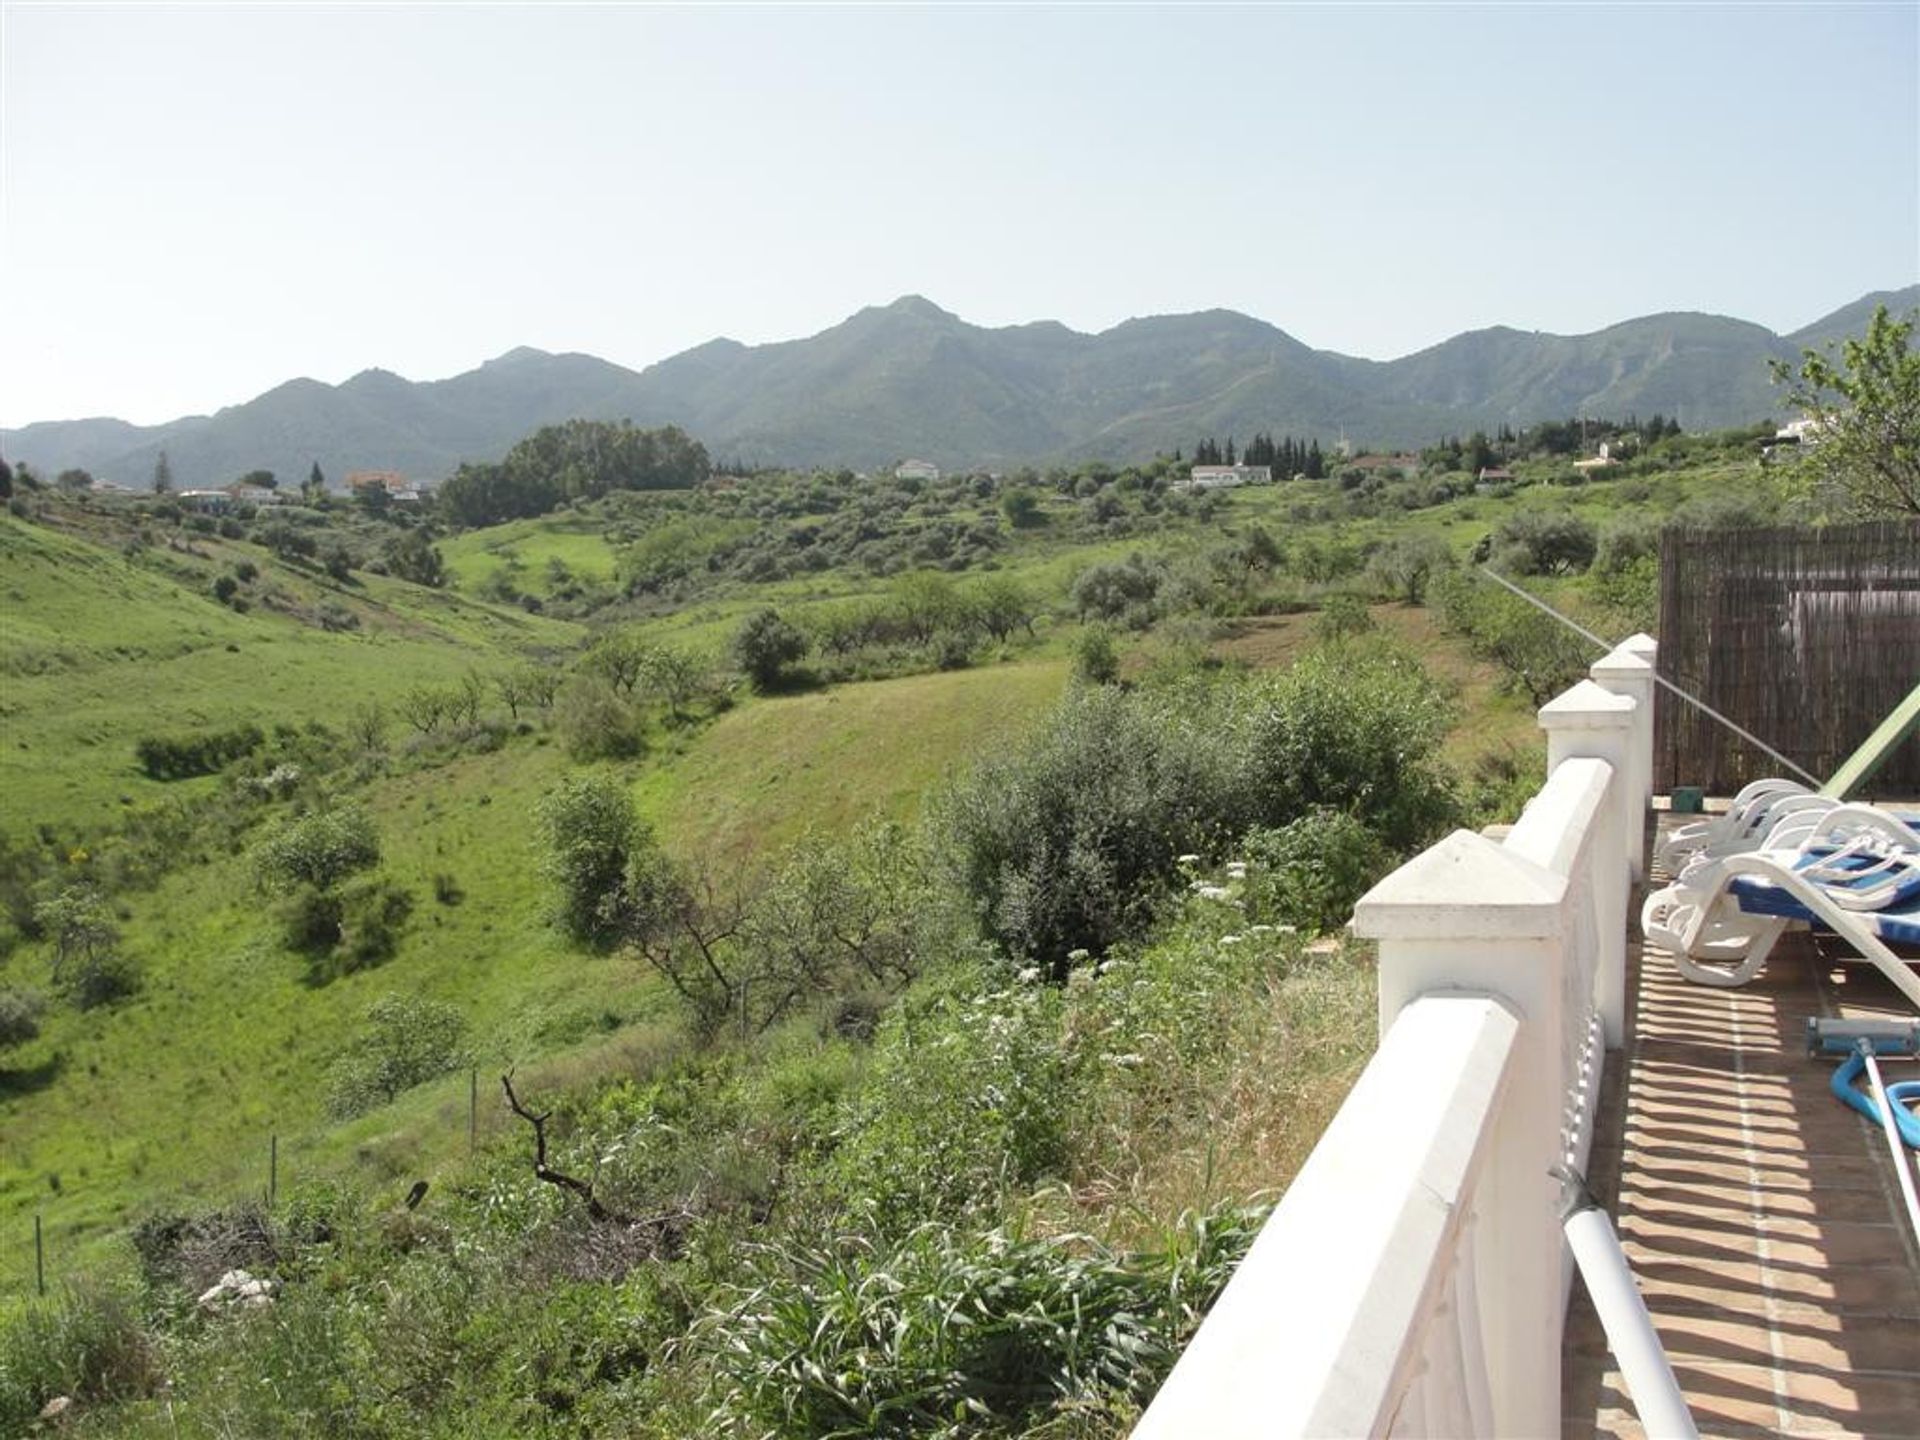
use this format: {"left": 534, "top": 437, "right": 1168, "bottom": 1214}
{"left": 1475, "top": 566, "right": 1823, "bottom": 788}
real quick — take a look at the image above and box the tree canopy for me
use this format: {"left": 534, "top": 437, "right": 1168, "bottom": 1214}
{"left": 1772, "top": 304, "right": 1920, "bottom": 517}
{"left": 437, "top": 419, "right": 711, "bottom": 528}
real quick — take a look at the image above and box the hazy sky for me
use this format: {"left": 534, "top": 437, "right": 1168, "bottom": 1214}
{"left": 2, "top": 2, "right": 1915, "bottom": 428}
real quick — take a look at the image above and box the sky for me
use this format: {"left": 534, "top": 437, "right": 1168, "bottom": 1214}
{"left": 1, "top": 2, "right": 1916, "bottom": 428}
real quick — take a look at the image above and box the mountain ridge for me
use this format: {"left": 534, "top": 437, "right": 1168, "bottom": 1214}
{"left": 7, "top": 286, "right": 1914, "bottom": 486}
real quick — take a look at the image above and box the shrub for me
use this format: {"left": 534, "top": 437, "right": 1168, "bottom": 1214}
{"left": 0, "top": 985, "right": 44, "bottom": 1050}
{"left": 536, "top": 772, "right": 651, "bottom": 947}
{"left": 733, "top": 607, "right": 808, "bottom": 692}
{"left": 825, "top": 974, "right": 1075, "bottom": 1230}
{"left": 936, "top": 685, "right": 1204, "bottom": 971}
{"left": 1071, "top": 554, "right": 1162, "bottom": 626}
{"left": 1242, "top": 809, "right": 1391, "bottom": 933}
{"left": 65, "top": 949, "right": 143, "bottom": 1010}
{"left": 938, "top": 648, "right": 1457, "bottom": 969}
{"left": 134, "top": 723, "right": 264, "bottom": 780}
{"left": 35, "top": 886, "right": 138, "bottom": 1007}
{"left": 1314, "top": 592, "right": 1374, "bottom": 641}
{"left": 556, "top": 678, "right": 645, "bottom": 761}
{"left": 253, "top": 806, "right": 381, "bottom": 894}
{"left": 286, "top": 876, "right": 415, "bottom": 976}
{"left": 1070, "top": 624, "right": 1120, "bottom": 685}
{"left": 1232, "top": 643, "right": 1459, "bottom": 852}
{"left": 325, "top": 993, "right": 469, "bottom": 1117}
{"left": 259, "top": 523, "right": 316, "bottom": 562}
{"left": 211, "top": 573, "right": 239, "bottom": 604}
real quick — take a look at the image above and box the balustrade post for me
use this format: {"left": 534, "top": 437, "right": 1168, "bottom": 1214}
{"left": 1354, "top": 831, "right": 1570, "bottom": 1440}
{"left": 1538, "top": 682, "right": 1635, "bottom": 1049}
{"left": 1591, "top": 640, "right": 1656, "bottom": 873}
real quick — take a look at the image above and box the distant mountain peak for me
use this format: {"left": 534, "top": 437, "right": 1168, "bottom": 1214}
{"left": 881, "top": 294, "right": 957, "bottom": 322}
{"left": 481, "top": 346, "right": 555, "bottom": 369}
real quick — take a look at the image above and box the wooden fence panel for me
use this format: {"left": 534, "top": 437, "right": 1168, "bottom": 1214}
{"left": 1655, "top": 520, "right": 1920, "bottom": 796}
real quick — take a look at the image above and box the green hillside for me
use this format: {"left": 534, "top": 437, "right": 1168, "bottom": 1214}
{"left": 0, "top": 515, "right": 578, "bottom": 837}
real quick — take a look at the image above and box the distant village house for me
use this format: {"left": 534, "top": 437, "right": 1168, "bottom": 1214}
{"left": 1178, "top": 464, "right": 1272, "bottom": 492}
{"left": 345, "top": 470, "right": 424, "bottom": 504}
{"left": 894, "top": 459, "right": 941, "bottom": 483}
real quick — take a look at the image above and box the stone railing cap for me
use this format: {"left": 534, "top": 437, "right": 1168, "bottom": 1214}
{"left": 1354, "top": 829, "right": 1567, "bottom": 940}
{"left": 1538, "top": 679, "right": 1636, "bottom": 728}
{"left": 1590, "top": 649, "right": 1653, "bottom": 678}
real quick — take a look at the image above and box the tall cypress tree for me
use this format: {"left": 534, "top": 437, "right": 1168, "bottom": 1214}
{"left": 151, "top": 450, "right": 173, "bottom": 494}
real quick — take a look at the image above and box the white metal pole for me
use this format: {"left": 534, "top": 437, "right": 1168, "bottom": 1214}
{"left": 1860, "top": 1045, "right": 1920, "bottom": 1245}
{"left": 1563, "top": 1205, "right": 1699, "bottom": 1440}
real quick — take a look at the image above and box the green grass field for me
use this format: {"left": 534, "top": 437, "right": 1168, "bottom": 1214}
{"left": 0, "top": 516, "right": 580, "bottom": 837}
{"left": 635, "top": 659, "right": 1069, "bottom": 865}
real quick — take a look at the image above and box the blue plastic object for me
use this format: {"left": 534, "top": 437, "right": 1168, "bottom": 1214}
{"left": 1830, "top": 1049, "right": 1920, "bottom": 1150}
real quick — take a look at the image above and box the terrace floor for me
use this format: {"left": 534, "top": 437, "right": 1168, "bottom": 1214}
{"left": 1564, "top": 813, "right": 1920, "bottom": 1439}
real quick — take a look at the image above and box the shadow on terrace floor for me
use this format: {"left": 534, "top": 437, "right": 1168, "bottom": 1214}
{"left": 1563, "top": 820, "right": 1920, "bottom": 1439}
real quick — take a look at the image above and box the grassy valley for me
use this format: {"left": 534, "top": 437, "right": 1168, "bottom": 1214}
{"left": 0, "top": 420, "right": 1800, "bottom": 1435}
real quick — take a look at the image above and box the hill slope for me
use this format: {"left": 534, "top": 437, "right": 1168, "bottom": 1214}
{"left": 6, "top": 287, "right": 1914, "bottom": 483}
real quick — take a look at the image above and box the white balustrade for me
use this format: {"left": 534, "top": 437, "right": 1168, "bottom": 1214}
{"left": 1133, "top": 639, "right": 1658, "bottom": 1439}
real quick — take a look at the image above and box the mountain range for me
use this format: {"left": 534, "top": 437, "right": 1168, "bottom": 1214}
{"left": 7, "top": 287, "right": 1914, "bottom": 488}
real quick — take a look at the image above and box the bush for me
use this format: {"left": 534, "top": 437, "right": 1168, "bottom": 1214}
{"left": 1367, "top": 534, "right": 1453, "bottom": 604}
{"left": 325, "top": 993, "right": 469, "bottom": 1117}
{"left": 0, "top": 985, "right": 45, "bottom": 1050}
{"left": 733, "top": 607, "right": 808, "bottom": 692}
{"left": 936, "top": 685, "right": 1203, "bottom": 971}
{"left": 285, "top": 876, "right": 413, "bottom": 974}
{"left": 253, "top": 806, "right": 381, "bottom": 893}
{"left": 825, "top": 976, "right": 1074, "bottom": 1229}
{"left": 1071, "top": 554, "right": 1162, "bottom": 626}
{"left": 1232, "top": 643, "right": 1459, "bottom": 853}
{"left": 134, "top": 723, "right": 264, "bottom": 780}
{"left": 556, "top": 679, "right": 645, "bottom": 761}
{"left": 1070, "top": 624, "right": 1120, "bottom": 685}
{"left": 1242, "top": 809, "right": 1391, "bottom": 933}
{"left": 938, "top": 648, "right": 1457, "bottom": 970}
{"left": 1314, "top": 592, "right": 1375, "bottom": 641}
{"left": 536, "top": 772, "right": 652, "bottom": 947}
{"left": 36, "top": 886, "right": 139, "bottom": 1007}
{"left": 66, "top": 948, "right": 143, "bottom": 1009}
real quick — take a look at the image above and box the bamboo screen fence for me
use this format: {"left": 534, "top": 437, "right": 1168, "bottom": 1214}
{"left": 1655, "top": 520, "right": 1920, "bottom": 797}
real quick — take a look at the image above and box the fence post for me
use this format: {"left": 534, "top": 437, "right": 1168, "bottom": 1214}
{"left": 35, "top": 1213, "right": 44, "bottom": 1297}
{"left": 1538, "top": 680, "right": 1636, "bottom": 1049}
{"left": 469, "top": 1068, "right": 478, "bottom": 1156}
{"left": 1353, "top": 828, "right": 1569, "bottom": 1440}
{"left": 269, "top": 1133, "right": 278, "bottom": 1208}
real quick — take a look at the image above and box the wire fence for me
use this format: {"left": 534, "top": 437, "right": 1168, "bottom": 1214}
{"left": 6, "top": 1068, "right": 489, "bottom": 1303}
{"left": 1655, "top": 519, "right": 1920, "bottom": 796}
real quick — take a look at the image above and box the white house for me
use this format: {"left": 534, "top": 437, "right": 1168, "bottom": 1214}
{"left": 895, "top": 459, "right": 941, "bottom": 482}
{"left": 1177, "top": 464, "right": 1272, "bottom": 492}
